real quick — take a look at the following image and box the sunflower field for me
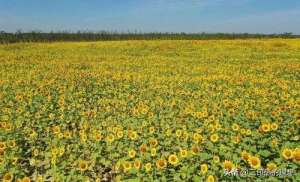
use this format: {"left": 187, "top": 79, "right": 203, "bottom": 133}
{"left": 0, "top": 39, "right": 299, "bottom": 182}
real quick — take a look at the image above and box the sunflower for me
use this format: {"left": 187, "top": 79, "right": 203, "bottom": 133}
{"left": 145, "top": 162, "right": 152, "bottom": 172}
{"left": 270, "top": 123, "right": 278, "bottom": 130}
{"left": 223, "top": 160, "right": 234, "bottom": 171}
{"left": 191, "top": 145, "right": 200, "bottom": 155}
{"left": 122, "top": 161, "right": 132, "bottom": 172}
{"left": 128, "top": 149, "right": 136, "bottom": 158}
{"left": 0, "top": 149, "right": 5, "bottom": 156}
{"left": 133, "top": 159, "right": 141, "bottom": 169}
{"left": 106, "top": 134, "right": 115, "bottom": 143}
{"left": 156, "top": 159, "right": 167, "bottom": 169}
{"left": 79, "top": 160, "right": 89, "bottom": 172}
{"left": 36, "top": 175, "right": 43, "bottom": 182}
{"left": 241, "top": 150, "right": 250, "bottom": 161}
{"left": 0, "top": 141, "right": 6, "bottom": 150}
{"left": 22, "top": 177, "right": 31, "bottom": 182}
{"left": 248, "top": 156, "right": 261, "bottom": 169}
{"left": 293, "top": 148, "right": 300, "bottom": 162}
{"left": 193, "top": 133, "right": 203, "bottom": 143}
{"left": 246, "top": 129, "right": 252, "bottom": 135}
{"left": 64, "top": 131, "right": 72, "bottom": 139}
{"left": 116, "top": 130, "right": 124, "bottom": 138}
{"left": 139, "top": 144, "right": 147, "bottom": 153}
{"left": 180, "top": 149, "right": 188, "bottom": 158}
{"left": 282, "top": 148, "right": 293, "bottom": 160}
{"left": 149, "top": 139, "right": 158, "bottom": 147}
{"left": 213, "top": 156, "right": 220, "bottom": 163}
{"left": 2, "top": 172, "right": 13, "bottom": 182}
{"left": 261, "top": 123, "right": 270, "bottom": 132}
{"left": 210, "top": 133, "right": 219, "bottom": 143}
{"left": 168, "top": 154, "right": 179, "bottom": 165}
{"left": 266, "top": 162, "right": 277, "bottom": 171}
{"left": 232, "top": 123, "right": 239, "bottom": 131}
{"left": 150, "top": 148, "right": 157, "bottom": 156}
{"left": 7, "top": 140, "right": 16, "bottom": 148}
{"left": 165, "top": 129, "right": 172, "bottom": 136}
{"left": 206, "top": 175, "right": 215, "bottom": 182}
{"left": 200, "top": 164, "right": 208, "bottom": 174}
{"left": 175, "top": 129, "right": 182, "bottom": 137}
{"left": 149, "top": 126, "right": 155, "bottom": 134}
{"left": 129, "top": 131, "right": 138, "bottom": 140}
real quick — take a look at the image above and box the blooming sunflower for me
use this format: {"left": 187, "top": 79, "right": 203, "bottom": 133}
{"left": 22, "top": 177, "right": 31, "bottom": 182}
{"left": 282, "top": 148, "right": 293, "bottom": 160}
{"left": 149, "top": 126, "right": 155, "bottom": 134}
{"left": 241, "top": 150, "right": 250, "bottom": 161}
{"left": 129, "top": 131, "right": 138, "bottom": 140}
{"left": 248, "top": 156, "right": 261, "bottom": 169}
{"left": 149, "top": 139, "right": 158, "bottom": 147}
{"left": 210, "top": 133, "right": 219, "bottom": 143}
{"left": 180, "top": 149, "right": 188, "bottom": 158}
{"left": 200, "top": 164, "right": 208, "bottom": 174}
{"left": 191, "top": 145, "right": 200, "bottom": 155}
{"left": 156, "top": 159, "right": 167, "bottom": 169}
{"left": 206, "top": 175, "right": 215, "bottom": 182}
{"left": 79, "top": 160, "right": 89, "bottom": 172}
{"left": 266, "top": 162, "right": 277, "bottom": 171}
{"left": 150, "top": 148, "right": 157, "bottom": 156}
{"left": 139, "top": 144, "right": 147, "bottom": 153}
{"left": 261, "top": 123, "right": 270, "bottom": 132}
{"left": 293, "top": 148, "right": 300, "bottom": 162}
{"left": 106, "top": 134, "right": 115, "bottom": 143}
{"left": 270, "top": 123, "right": 278, "bottom": 130}
{"left": 168, "top": 154, "right": 179, "bottom": 165}
{"left": 133, "top": 159, "right": 141, "bottom": 169}
{"left": 232, "top": 123, "right": 239, "bottom": 131}
{"left": 122, "top": 161, "right": 132, "bottom": 172}
{"left": 2, "top": 172, "right": 13, "bottom": 182}
{"left": 128, "top": 149, "right": 136, "bottom": 158}
{"left": 213, "top": 156, "right": 220, "bottom": 163}
{"left": 175, "top": 129, "right": 182, "bottom": 137}
{"left": 0, "top": 141, "right": 6, "bottom": 150}
{"left": 223, "top": 160, "right": 234, "bottom": 171}
{"left": 145, "top": 162, "right": 152, "bottom": 172}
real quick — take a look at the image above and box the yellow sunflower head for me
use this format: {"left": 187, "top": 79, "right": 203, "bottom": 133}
{"left": 206, "top": 175, "right": 215, "bottom": 182}
{"left": 270, "top": 123, "right": 278, "bottom": 130}
{"left": 22, "top": 177, "right": 31, "bottom": 182}
{"left": 144, "top": 162, "right": 152, "bottom": 172}
{"left": 266, "top": 162, "right": 277, "bottom": 171}
{"left": 232, "top": 123, "right": 240, "bottom": 131}
{"left": 223, "top": 160, "right": 234, "bottom": 171}
{"left": 261, "top": 123, "right": 270, "bottom": 132}
{"left": 168, "top": 154, "right": 179, "bottom": 165}
{"left": 122, "top": 161, "right": 132, "bottom": 172}
{"left": 241, "top": 150, "right": 250, "bottom": 161}
{"left": 133, "top": 159, "right": 141, "bottom": 169}
{"left": 282, "top": 148, "right": 293, "bottom": 160}
{"left": 128, "top": 149, "right": 136, "bottom": 158}
{"left": 248, "top": 156, "right": 261, "bottom": 169}
{"left": 210, "top": 133, "right": 219, "bottom": 143}
{"left": 2, "top": 172, "right": 13, "bottom": 182}
{"left": 79, "top": 160, "right": 89, "bottom": 172}
{"left": 213, "top": 156, "right": 220, "bottom": 163}
{"left": 156, "top": 159, "right": 167, "bottom": 169}
{"left": 180, "top": 149, "right": 188, "bottom": 158}
{"left": 200, "top": 164, "right": 208, "bottom": 174}
{"left": 293, "top": 148, "right": 300, "bottom": 162}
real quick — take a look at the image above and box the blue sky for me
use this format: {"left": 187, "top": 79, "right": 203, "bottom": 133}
{"left": 0, "top": 0, "right": 300, "bottom": 34}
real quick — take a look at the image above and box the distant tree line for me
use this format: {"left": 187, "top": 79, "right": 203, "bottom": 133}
{"left": 0, "top": 30, "right": 298, "bottom": 43}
